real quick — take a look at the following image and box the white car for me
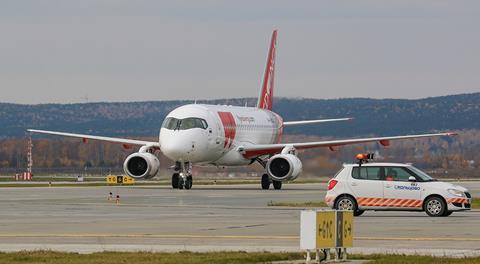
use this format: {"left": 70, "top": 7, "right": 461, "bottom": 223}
{"left": 325, "top": 162, "right": 472, "bottom": 217}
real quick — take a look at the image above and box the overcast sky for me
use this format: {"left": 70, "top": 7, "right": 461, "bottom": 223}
{"left": 0, "top": 1, "right": 479, "bottom": 104}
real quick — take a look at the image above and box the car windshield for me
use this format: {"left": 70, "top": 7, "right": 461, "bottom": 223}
{"left": 162, "top": 117, "right": 208, "bottom": 130}
{"left": 407, "top": 166, "right": 437, "bottom": 181}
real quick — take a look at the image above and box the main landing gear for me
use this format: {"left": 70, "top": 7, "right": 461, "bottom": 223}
{"left": 261, "top": 173, "right": 283, "bottom": 190}
{"left": 172, "top": 162, "right": 193, "bottom": 190}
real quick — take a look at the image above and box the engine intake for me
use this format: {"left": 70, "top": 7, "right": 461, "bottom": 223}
{"left": 266, "top": 154, "right": 302, "bottom": 181}
{"left": 123, "top": 152, "right": 160, "bottom": 179}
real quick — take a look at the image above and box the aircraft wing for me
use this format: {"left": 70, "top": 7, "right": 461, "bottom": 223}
{"left": 283, "top": 117, "right": 352, "bottom": 126}
{"left": 27, "top": 129, "right": 160, "bottom": 148}
{"left": 240, "top": 132, "right": 457, "bottom": 159}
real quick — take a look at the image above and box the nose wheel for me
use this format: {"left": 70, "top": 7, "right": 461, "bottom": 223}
{"left": 171, "top": 173, "right": 179, "bottom": 189}
{"left": 172, "top": 162, "right": 193, "bottom": 190}
{"left": 172, "top": 173, "right": 193, "bottom": 189}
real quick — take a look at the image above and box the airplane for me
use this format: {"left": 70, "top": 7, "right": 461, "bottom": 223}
{"left": 28, "top": 30, "right": 456, "bottom": 190}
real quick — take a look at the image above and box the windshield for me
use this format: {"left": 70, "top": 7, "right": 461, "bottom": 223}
{"left": 407, "top": 166, "right": 436, "bottom": 181}
{"left": 162, "top": 117, "right": 208, "bottom": 130}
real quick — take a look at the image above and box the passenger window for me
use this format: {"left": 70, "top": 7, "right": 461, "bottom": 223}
{"left": 385, "top": 167, "right": 415, "bottom": 182}
{"left": 352, "top": 167, "right": 383, "bottom": 180}
{"left": 352, "top": 167, "right": 367, "bottom": 180}
{"left": 366, "top": 167, "right": 383, "bottom": 180}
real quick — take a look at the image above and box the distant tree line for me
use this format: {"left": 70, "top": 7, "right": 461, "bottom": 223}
{"left": 0, "top": 93, "right": 478, "bottom": 138}
{"left": 1, "top": 130, "right": 478, "bottom": 178}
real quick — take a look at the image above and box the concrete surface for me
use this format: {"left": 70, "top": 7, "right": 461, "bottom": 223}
{"left": 0, "top": 183, "right": 479, "bottom": 256}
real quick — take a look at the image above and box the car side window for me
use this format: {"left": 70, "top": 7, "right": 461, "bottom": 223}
{"left": 352, "top": 167, "right": 384, "bottom": 180}
{"left": 352, "top": 167, "right": 367, "bottom": 180}
{"left": 385, "top": 167, "right": 415, "bottom": 182}
{"left": 366, "top": 167, "right": 383, "bottom": 180}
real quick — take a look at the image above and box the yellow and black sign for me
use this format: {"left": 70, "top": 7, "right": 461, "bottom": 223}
{"left": 336, "top": 210, "right": 353, "bottom": 247}
{"left": 106, "top": 175, "right": 135, "bottom": 185}
{"left": 316, "top": 211, "right": 336, "bottom": 248}
{"left": 308, "top": 210, "right": 353, "bottom": 249}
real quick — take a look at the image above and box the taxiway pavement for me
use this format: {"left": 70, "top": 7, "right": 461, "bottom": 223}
{"left": 0, "top": 183, "right": 479, "bottom": 255}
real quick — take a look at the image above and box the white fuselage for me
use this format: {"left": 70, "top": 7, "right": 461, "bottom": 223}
{"left": 159, "top": 104, "right": 283, "bottom": 166}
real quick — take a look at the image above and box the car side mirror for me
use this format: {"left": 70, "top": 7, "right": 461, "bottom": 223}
{"left": 408, "top": 176, "right": 416, "bottom": 182}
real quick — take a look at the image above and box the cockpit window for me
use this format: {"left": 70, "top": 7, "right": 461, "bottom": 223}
{"left": 162, "top": 117, "right": 208, "bottom": 130}
{"left": 162, "top": 117, "right": 179, "bottom": 130}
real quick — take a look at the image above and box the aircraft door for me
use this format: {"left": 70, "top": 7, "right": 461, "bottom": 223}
{"left": 206, "top": 111, "right": 223, "bottom": 153}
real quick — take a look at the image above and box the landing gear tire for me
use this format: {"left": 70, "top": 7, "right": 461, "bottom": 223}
{"left": 172, "top": 173, "right": 179, "bottom": 189}
{"left": 178, "top": 176, "right": 184, "bottom": 190}
{"left": 261, "top": 174, "right": 270, "bottom": 190}
{"left": 273, "top": 180, "right": 282, "bottom": 190}
{"left": 185, "top": 175, "right": 193, "bottom": 190}
{"left": 424, "top": 196, "right": 446, "bottom": 217}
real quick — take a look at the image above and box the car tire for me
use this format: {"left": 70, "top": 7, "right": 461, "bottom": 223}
{"left": 334, "top": 195, "right": 357, "bottom": 212}
{"left": 442, "top": 210, "right": 453, "bottom": 217}
{"left": 353, "top": 210, "right": 364, "bottom": 217}
{"left": 424, "top": 196, "right": 446, "bottom": 217}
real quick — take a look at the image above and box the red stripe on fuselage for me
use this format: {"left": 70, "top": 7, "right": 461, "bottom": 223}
{"left": 217, "top": 112, "right": 236, "bottom": 149}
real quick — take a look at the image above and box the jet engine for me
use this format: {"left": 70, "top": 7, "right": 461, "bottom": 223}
{"left": 123, "top": 152, "right": 160, "bottom": 179}
{"left": 266, "top": 154, "right": 303, "bottom": 181}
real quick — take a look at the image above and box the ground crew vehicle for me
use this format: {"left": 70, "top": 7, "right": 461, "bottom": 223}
{"left": 325, "top": 154, "right": 472, "bottom": 217}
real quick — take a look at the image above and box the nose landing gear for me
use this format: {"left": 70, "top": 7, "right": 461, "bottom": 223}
{"left": 172, "top": 162, "right": 193, "bottom": 190}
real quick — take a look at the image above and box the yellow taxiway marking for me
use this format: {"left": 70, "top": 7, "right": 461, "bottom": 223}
{"left": 0, "top": 234, "right": 479, "bottom": 242}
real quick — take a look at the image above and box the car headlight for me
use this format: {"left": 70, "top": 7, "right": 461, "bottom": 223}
{"left": 447, "top": 189, "right": 465, "bottom": 197}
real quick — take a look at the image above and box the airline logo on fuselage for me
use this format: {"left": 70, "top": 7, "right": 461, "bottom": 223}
{"left": 236, "top": 115, "right": 255, "bottom": 123}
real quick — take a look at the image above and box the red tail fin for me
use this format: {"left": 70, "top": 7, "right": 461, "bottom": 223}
{"left": 257, "top": 30, "right": 277, "bottom": 110}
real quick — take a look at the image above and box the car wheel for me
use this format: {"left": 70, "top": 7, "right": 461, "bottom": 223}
{"left": 424, "top": 196, "right": 446, "bottom": 217}
{"left": 335, "top": 196, "right": 357, "bottom": 211}
{"left": 353, "top": 210, "right": 364, "bottom": 217}
{"left": 442, "top": 210, "right": 453, "bottom": 217}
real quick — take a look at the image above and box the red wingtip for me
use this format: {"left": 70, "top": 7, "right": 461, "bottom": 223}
{"left": 446, "top": 132, "right": 458, "bottom": 136}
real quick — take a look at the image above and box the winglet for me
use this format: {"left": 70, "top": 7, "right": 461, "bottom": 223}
{"left": 257, "top": 30, "right": 277, "bottom": 110}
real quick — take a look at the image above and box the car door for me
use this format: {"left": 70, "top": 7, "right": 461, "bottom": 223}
{"left": 349, "top": 166, "right": 384, "bottom": 209}
{"left": 383, "top": 166, "right": 422, "bottom": 209}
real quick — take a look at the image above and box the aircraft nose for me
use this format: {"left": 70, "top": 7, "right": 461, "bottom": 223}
{"left": 161, "top": 137, "right": 192, "bottom": 161}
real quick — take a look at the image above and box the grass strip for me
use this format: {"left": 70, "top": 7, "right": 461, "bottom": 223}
{"left": 267, "top": 200, "right": 328, "bottom": 207}
{"left": 0, "top": 251, "right": 480, "bottom": 264}
{"left": 0, "top": 251, "right": 302, "bottom": 264}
